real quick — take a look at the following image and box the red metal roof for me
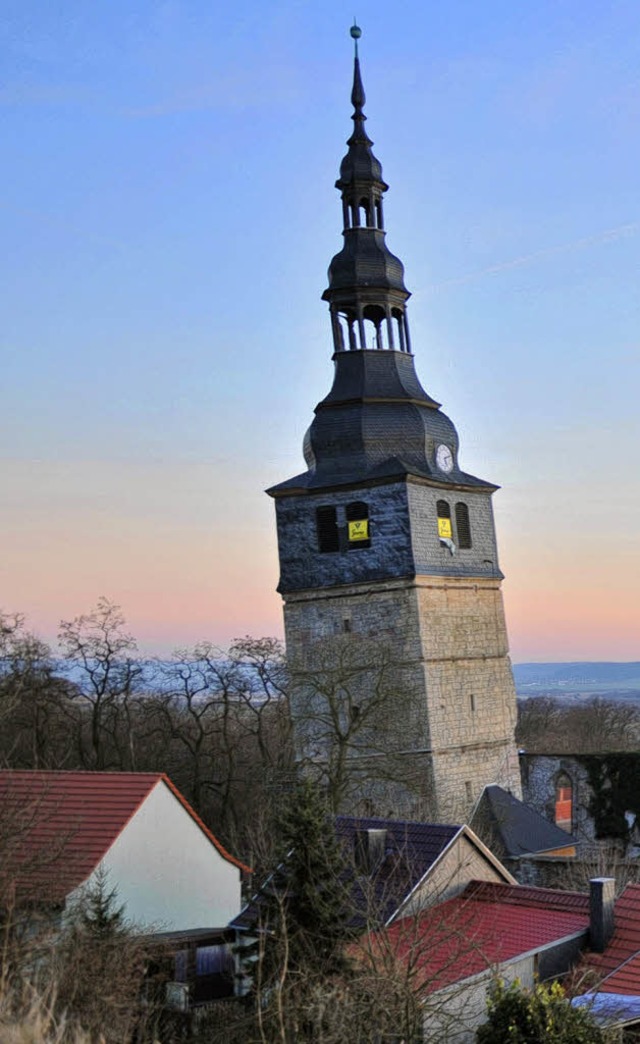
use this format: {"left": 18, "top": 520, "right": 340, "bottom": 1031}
{"left": 359, "top": 879, "right": 590, "bottom": 994}
{"left": 0, "top": 770, "right": 249, "bottom": 904}
{"left": 588, "top": 884, "right": 640, "bottom": 988}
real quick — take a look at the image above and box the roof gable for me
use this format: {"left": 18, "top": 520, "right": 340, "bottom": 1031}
{"left": 0, "top": 770, "right": 248, "bottom": 903}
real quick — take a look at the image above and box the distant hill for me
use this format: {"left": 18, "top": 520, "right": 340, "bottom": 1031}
{"left": 513, "top": 662, "right": 640, "bottom": 697}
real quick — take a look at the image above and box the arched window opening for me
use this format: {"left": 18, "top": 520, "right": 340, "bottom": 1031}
{"left": 342, "top": 199, "right": 351, "bottom": 230}
{"left": 455, "top": 502, "right": 472, "bottom": 549}
{"left": 436, "top": 500, "right": 452, "bottom": 540}
{"left": 392, "top": 308, "right": 406, "bottom": 352}
{"left": 358, "top": 197, "right": 371, "bottom": 227}
{"left": 336, "top": 310, "right": 357, "bottom": 351}
{"left": 555, "top": 773, "right": 573, "bottom": 833}
{"left": 363, "top": 305, "right": 386, "bottom": 350}
{"left": 375, "top": 200, "right": 383, "bottom": 229}
{"left": 346, "top": 501, "right": 370, "bottom": 550}
{"left": 332, "top": 311, "right": 347, "bottom": 352}
{"left": 316, "top": 506, "right": 340, "bottom": 553}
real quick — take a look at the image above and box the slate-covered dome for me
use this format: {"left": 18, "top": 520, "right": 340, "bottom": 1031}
{"left": 337, "top": 137, "right": 385, "bottom": 188}
{"left": 301, "top": 350, "right": 466, "bottom": 487}
{"left": 327, "top": 229, "right": 408, "bottom": 294}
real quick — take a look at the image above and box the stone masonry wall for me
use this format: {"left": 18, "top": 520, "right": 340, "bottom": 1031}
{"left": 283, "top": 573, "right": 521, "bottom": 819}
{"left": 415, "top": 576, "right": 522, "bottom": 818}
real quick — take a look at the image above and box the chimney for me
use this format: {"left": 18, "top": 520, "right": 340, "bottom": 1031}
{"left": 355, "top": 828, "right": 387, "bottom": 873}
{"left": 590, "top": 877, "right": 615, "bottom": 953}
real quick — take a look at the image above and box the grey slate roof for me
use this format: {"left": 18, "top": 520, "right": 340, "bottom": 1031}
{"left": 470, "top": 784, "right": 578, "bottom": 860}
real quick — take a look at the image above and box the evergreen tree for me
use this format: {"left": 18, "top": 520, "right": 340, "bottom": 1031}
{"left": 76, "top": 866, "right": 128, "bottom": 940}
{"left": 265, "top": 779, "right": 354, "bottom": 976}
{"left": 257, "top": 778, "right": 354, "bottom": 988}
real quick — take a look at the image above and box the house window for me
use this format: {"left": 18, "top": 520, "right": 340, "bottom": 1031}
{"left": 346, "top": 501, "right": 371, "bottom": 549}
{"left": 555, "top": 773, "right": 573, "bottom": 833}
{"left": 316, "top": 506, "right": 339, "bottom": 553}
{"left": 436, "top": 500, "right": 452, "bottom": 540}
{"left": 455, "top": 502, "right": 472, "bottom": 549}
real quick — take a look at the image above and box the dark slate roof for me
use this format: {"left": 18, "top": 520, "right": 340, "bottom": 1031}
{"left": 230, "top": 816, "right": 460, "bottom": 932}
{"left": 336, "top": 816, "right": 460, "bottom": 926}
{"left": 267, "top": 350, "right": 497, "bottom": 496}
{"left": 470, "top": 784, "right": 578, "bottom": 860}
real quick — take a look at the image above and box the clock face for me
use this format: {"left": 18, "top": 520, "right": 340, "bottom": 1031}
{"left": 435, "top": 444, "right": 454, "bottom": 473}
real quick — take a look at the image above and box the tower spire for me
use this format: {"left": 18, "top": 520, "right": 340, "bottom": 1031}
{"left": 350, "top": 22, "right": 365, "bottom": 113}
{"left": 322, "top": 25, "right": 411, "bottom": 355}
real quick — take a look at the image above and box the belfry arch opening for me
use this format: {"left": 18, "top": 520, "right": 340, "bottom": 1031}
{"left": 343, "top": 195, "right": 384, "bottom": 231}
{"left": 332, "top": 305, "right": 411, "bottom": 353}
{"left": 362, "top": 305, "right": 389, "bottom": 350}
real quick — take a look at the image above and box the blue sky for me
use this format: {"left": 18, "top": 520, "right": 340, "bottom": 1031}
{"left": 2, "top": 0, "right": 639, "bottom": 659}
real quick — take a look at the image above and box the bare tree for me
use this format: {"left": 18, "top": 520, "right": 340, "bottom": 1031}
{"left": 152, "top": 637, "right": 293, "bottom": 849}
{"left": 288, "top": 633, "right": 428, "bottom": 815}
{"left": 0, "top": 613, "right": 75, "bottom": 770}
{"left": 58, "top": 599, "right": 143, "bottom": 771}
{"left": 517, "top": 695, "right": 640, "bottom": 754}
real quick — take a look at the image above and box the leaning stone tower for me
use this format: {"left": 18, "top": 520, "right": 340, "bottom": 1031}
{"left": 267, "top": 28, "right": 521, "bottom": 819}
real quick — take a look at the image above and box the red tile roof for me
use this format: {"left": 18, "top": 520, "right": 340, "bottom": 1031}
{"left": 588, "top": 884, "right": 640, "bottom": 990}
{"left": 358, "top": 880, "right": 590, "bottom": 994}
{"left": 0, "top": 770, "right": 249, "bottom": 904}
{"left": 601, "top": 952, "right": 640, "bottom": 996}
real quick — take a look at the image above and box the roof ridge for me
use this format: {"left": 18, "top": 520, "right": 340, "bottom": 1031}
{"left": 465, "top": 880, "right": 589, "bottom": 908}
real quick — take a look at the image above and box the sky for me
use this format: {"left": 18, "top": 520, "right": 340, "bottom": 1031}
{"left": 2, "top": 0, "right": 639, "bottom": 662}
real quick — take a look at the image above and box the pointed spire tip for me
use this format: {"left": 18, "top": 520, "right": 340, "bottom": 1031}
{"left": 350, "top": 20, "right": 362, "bottom": 57}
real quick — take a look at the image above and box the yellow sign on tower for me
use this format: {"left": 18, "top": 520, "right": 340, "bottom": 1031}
{"left": 438, "top": 517, "right": 452, "bottom": 539}
{"left": 348, "top": 519, "right": 369, "bottom": 541}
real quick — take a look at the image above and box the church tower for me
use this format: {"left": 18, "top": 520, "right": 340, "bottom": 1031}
{"left": 268, "top": 28, "right": 521, "bottom": 819}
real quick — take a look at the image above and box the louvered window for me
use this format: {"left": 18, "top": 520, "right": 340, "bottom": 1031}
{"left": 346, "top": 501, "right": 370, "bottom": 549}
{"left": 316, "top": 506, "right": 339, "bottom": 553}
{"left": 436, "top": 500, "right": 452, "bottom": 540}
{"left": 455, "top": 502, "right": 472, "bottom": 549}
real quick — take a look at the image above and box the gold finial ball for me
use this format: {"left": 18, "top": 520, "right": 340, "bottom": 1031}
{"left": 350, "top": 24, "right": 362, "bottom": 40}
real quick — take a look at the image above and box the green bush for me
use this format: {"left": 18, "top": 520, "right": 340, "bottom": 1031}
{"left": 476, "top": 979, "right": 609, "bottom": 1043}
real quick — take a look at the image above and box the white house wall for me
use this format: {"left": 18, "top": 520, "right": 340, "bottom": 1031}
{"left": 423, "top": 955, "right": 534, "bottom": 1043}
{"left": 70, "top": 781, "right": 241, "bottom": 932}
